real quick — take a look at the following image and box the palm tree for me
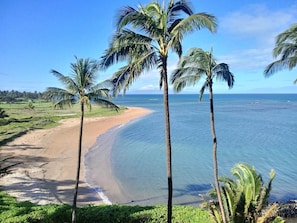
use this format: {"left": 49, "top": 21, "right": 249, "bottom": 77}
{"left": 264, "top": 23, "right": 297, "bottom": 84}
{"left": 204, "top": 163, "right": 283, "bottom": 223}
{"left": 100, "top": 1, "right": 217, "bottom": 222}
{"left": 45, "top": 57, "right": 118, "bottom": 223}
{"left": 171, "top": 48, "right": 234, "bottom": 223}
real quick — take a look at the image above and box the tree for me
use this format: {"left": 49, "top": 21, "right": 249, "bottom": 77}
{"left": 171, "top": 48, "right": 234, "bottom": 223}
{"left": 203, "top": 163, "right": 284, "bottom": 223}
{"left": 100, "top": 1, "right": 217, "bottom": 222}
{"left": 264, "top": 23, "right": 297, "bottom": 84}
{"left": 45, "top": 57, "right": 118, "bottom": 223}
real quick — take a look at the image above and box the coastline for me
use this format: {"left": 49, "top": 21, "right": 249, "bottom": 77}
{"left": 84, "top": 124, "right": 127, "bottom": 205}
{"left": 0, "top": 106, "right": 152, "bottom": 206}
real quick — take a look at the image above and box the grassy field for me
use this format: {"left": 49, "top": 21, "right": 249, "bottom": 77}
{"left": 0, "top": 190, "right": 213, "bottom": 223}
{"left": 0, "top": 100, "right": 123, "bottom": 146}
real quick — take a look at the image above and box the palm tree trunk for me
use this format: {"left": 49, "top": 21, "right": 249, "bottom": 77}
{"left": 209, "top": 84, "right": 226, "bottom": 223}
{"left": 72, "top": 101, "right": 84, "bottom": 223}
{"left": 162, "top": 61, "right": 173, "bottom": 223}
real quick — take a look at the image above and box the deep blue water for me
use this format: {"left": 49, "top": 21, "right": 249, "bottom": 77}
{"left": 93, "top": 94, "right": 297, "bottom": 206}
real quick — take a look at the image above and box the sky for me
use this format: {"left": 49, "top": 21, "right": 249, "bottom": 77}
{"left": 1, "top": 0, "right": 297, "bottom": 94}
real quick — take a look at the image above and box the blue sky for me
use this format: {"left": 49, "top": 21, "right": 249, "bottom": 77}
{"left": 1, "top": 0, "right": 297, "bottom": 94}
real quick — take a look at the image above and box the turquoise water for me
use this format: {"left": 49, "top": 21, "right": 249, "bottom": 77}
{"left": 90, "top": 94, "right": 297, "bottom": 206}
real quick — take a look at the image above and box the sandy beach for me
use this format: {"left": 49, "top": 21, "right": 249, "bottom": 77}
{"left": 0, "top": 107, "right": 151, "bottom": 206}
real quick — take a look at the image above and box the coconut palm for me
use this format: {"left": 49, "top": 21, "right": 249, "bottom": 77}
{"left": 264, "top": 23, "right": 297, "bottom": 84}
{"left": 171, "top": 47, "right": 234, "bottom": 223}
{"left": 100, "top": 1, "right": 217, "bottom": 222}
{"left": 203, "top": 163, "right": 284, "bottom": 223}
{"left": 45, "top": 57, "right": 118, "bottom": 223}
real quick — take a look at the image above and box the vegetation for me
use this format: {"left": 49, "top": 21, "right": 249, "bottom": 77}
{"left": 45, "top": 56, "right": 119, "bottom": 223}
{"left": 0, "top": 101, "right": 121, "bottom": 146}
{"left": 171, "top": 47, "right": 234, "bottom": 223}
{"left": 202, "top": 163, "right": 284, "bottom": 223}
{"left": 0, "top": 90, "right": 44, "bottom": 103}
{"left": 264, "top": 23, "right": 297, "bottom": 84}
{"left": 100, "top": 1, "right": 217, "bottom": 222}
{"left": 0, "top": 190, "right": 213, "bottom": 223}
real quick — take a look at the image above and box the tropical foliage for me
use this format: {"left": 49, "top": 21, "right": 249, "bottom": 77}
{"left": 0, "top": 90, "right": 43, "bottom": 103}
{"left": 264, "top": 23, "right": 297, "bottom": 84}
{"left": 100, "top": 1, "right": 217, "bottom": 222}
{"left": 45, "top": 57, "right": 118, "bottom": 223}
{"left": 203, "top": 163, "right": 284, "bottom": 223}
{"left": 171, "top": 47, "right": 234, "bottom": 223}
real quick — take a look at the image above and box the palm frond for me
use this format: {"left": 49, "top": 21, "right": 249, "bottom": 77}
{"left": 264, "top": 59, "right": 291, "bottom": 77}
{"left": 199, "top": 81, "right": 209, "bottom": 101}
{"left": 50, "top": 70, "right": 79, "bottom": 93}
{"left": 45, "top": 87, "right": 76, "bottom": 103}
{"left": 71, "top": 57, "right": 99, "bottom": 91}
{"left": 171, "top": 48, "right": 233, "bottom": 97}
{"left": 214, "top": 63, "right": 234, "bottom": 88}
{"left": 53, "top": 99, "right": 75, "bottom": 109}
{"left": 171, "top": 68, "right": 205, "bottom": 92}
{"left": 92, "top": 98, "right": 119, "bottom": 111}
{"left": 116, "top": 6, "right": 138, "bottom": 30}
{"left": 265, "top": 23, "right": 297, "bottom": 82}
{"left": 110, "top": 54, "right": 155, "bottom": 95}
{"left": 170, "top": 0, "right": 193, "bottom": 16}
{"left": 275, "top": 23, "right": 297, "bottom": 46}
{"left": 108, "top": 51, "right": 156, "bottom": 96}
{"left": 100, "top": 29, "right": 153, "bottom": 69}
{"left": 257, "top": 203, "right": 279, "bottom": 223}
{"left": 171, "top": 13, "right": 217, "bottom": 38}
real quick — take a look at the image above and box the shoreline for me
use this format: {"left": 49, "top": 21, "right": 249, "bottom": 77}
{"left": 84, "top": 124, "right": 129, "bottom": 205}
{"left": 0, "top": 107, "right": 152, "bottom": 206}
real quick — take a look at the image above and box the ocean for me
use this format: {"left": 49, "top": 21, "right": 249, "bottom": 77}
{"left": 85, "top": 94, "right": 297, "bottom": 206}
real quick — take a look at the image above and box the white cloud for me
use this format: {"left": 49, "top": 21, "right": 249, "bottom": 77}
{"left": 217, "top": 3, "right": 297, "bottom": 74}
{"left": 218, "top": 47, "right": 273, "bottom": 72}
{"left": 139, "top": 84, "right": 159, "bottom": 91}
{"left": 220, "top": 3, "right": 297, "bottom": 43}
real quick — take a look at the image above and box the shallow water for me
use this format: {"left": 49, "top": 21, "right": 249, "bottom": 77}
{"left": 86, "top": 94, "right": 297, "bottom": 206}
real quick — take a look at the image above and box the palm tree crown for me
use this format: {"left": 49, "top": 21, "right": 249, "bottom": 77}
{"left": 264, "top": 23, "right": 297, "bottom": 84}
{"left": 46, "top": 57, "right": 117, "bottom": 110}
{"left": 171, "top": 48, "right": 234, "bottom": 99}
{"left": 100, "top": 0, "right": 217, "bottom": 94}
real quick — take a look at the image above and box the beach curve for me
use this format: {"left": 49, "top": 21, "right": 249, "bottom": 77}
{"left": 0, "top": 106, "right": 152, "bottom": 206}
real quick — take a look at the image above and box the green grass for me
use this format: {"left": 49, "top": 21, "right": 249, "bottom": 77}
{"left": 0, "top": 101, "right": 124, "bottom": 146}
{"left": 0, "top": 190, "right": 213, "bottom": 223}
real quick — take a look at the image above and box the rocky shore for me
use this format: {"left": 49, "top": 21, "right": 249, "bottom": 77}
{"left": 277, "top": 200, "right": 297, "bottom": 218}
